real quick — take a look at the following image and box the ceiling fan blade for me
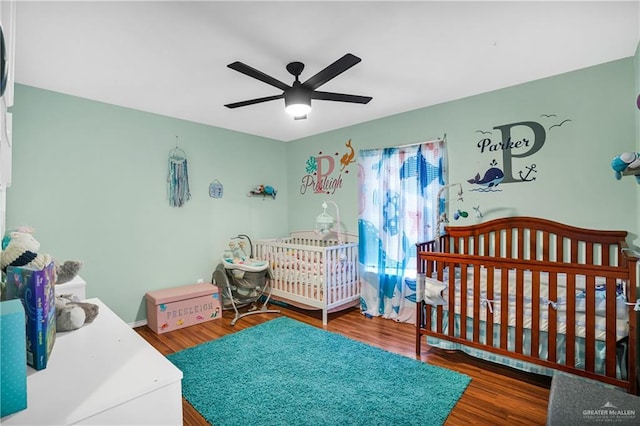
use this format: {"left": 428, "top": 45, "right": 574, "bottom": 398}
{"left": 224, "top": 94, "right": 284, "bottom": 109}
{"left": 302, "top": 53, "right": 362, "bottom": 90}
{"left": 311, "top": 91, "right": 372, "bottom": 104}
{"left": 227, "top": 61, "right": 290, "bottom": 91}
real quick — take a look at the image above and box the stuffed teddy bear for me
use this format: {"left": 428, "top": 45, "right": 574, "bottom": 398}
{"left": 55, "top": 294, "right": 99, "bottom": 332}
{"left": 0, "top": 227, "right": 82, "bottom": 284}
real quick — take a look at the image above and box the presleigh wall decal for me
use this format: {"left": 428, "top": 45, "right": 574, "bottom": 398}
{"left": 468, "top": 115, "right": 571, "bottom": 192}
{"left": 300, "top": 139, "right": 355, "bottom": 195}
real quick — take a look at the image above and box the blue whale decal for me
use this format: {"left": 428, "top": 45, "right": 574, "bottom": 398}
{"left": 468, "top": 167, "right": 504, "bottom": 188}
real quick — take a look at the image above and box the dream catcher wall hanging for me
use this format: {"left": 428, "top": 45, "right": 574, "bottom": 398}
{"left": 167, "top": 143, "right": 191, "bottom": 207}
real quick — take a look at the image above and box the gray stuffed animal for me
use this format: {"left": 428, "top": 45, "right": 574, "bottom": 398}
{"left": 55, "top": 294, "right": 99, "bottom": 332}
{"left": 55, "top": 260, "right": 83, "bottom": 285}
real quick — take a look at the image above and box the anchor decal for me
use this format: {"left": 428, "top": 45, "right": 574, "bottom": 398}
{"left": 519, "top": 164, "right": 537, "bottom": 182}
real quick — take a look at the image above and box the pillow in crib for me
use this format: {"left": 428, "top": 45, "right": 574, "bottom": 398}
{"left": 423, "top": 277, "right": 448, "bottom": 306}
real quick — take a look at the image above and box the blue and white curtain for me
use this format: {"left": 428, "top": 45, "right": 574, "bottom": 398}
{"left": 358, "top": 140, "right": 445, "bottom": 323}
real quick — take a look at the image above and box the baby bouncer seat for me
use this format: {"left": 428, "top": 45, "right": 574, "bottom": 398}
{"left": 212, "top": 235, "right": 280, "bottom": 326}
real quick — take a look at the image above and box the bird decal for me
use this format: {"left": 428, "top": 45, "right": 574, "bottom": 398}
{"left": 549, "top": 119, "right": 571, "bottom": 130}
{"left": 539, "top": 113, "right": 572, "bottom": 131}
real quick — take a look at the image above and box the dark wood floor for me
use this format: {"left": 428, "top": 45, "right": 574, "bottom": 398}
{"left": 135, "top": 304, "right": 551, "bottom": 425}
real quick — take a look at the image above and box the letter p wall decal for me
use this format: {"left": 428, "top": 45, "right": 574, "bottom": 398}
{"left": 493, "top": 121, "right": 546, "bottom": 183}
{"left": 315, "top": 155, "right": 335, "bottom": 192}
{"left": 300, "top": 140, "right": 354, "bottom": 195}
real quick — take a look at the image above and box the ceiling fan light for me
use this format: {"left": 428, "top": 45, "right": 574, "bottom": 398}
{"left": 285, "top": 86, "right": 311, "bottom": 117}
{"left": 285, "top": 102, "right": 311, "bottom": 117}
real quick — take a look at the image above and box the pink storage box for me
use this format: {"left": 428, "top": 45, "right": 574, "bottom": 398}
{"left": 145, "top": 283, "right": 221, "bottom": 334}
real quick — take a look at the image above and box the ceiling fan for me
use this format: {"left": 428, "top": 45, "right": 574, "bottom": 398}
{"left": 224, "top": 53, "right": 372, "bottom": 120}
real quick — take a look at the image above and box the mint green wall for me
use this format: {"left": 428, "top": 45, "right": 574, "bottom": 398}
{"left": 8, "top": 56, "right": 640, "bottom": 324}
{"left": 287, "top": 58, "right": 639, "bottom": 246}
{"left": 7, "top": 85, "right": 288, "bottom": 323}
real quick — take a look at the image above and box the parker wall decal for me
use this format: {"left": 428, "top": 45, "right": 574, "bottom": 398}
{"left": 468, "top": 115, "right": 571, "bottom": 192}
{"left": 300, "top": 139, "right": 355, "bottom": 195}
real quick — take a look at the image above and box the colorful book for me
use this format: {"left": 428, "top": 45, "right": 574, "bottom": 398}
{"left": 5, "top": 262, "right": 56, "bottom": 370}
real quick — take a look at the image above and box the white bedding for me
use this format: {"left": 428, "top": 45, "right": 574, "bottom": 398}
{"left": 269, "top": 251, "right": 355, "bottom": 275}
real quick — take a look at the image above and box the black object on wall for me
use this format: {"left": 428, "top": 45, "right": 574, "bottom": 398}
{"left": 0, "top": 23, "right": 7, "bottom": 98}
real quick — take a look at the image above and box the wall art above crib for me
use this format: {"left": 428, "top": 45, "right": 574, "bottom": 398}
{"left": 468, "top": 115, "right": 571, "bottom": 192}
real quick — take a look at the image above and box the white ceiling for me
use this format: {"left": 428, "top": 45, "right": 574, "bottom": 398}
{"left": 13, "top": 1, "right": 640, "bottom": 142}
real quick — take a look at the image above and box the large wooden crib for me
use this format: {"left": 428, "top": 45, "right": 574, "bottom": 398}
{"left": 416, "top": 216, "right": 639, "bottom": 393}
{"left": 254, "top": 231, "right": 359, "bottom": 325}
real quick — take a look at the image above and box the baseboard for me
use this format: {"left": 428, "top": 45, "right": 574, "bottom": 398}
{"left": 128, "top": 319, "right": 148, "bottom": 328}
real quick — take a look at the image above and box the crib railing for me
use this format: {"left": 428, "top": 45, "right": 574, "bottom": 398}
{"left": 416, "top": 217, "right": 638, "bottom": 394}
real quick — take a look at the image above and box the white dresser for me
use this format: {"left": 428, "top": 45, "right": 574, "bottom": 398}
{"left": 54, "top": 275, "right": 88, "bottom": 300}
{"left": 1, "top": 298, "right": 183, "bottom": 425}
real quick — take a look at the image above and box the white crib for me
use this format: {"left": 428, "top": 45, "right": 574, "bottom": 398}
{"left": 254, "top": 231, "right": 359, "bottom": 325}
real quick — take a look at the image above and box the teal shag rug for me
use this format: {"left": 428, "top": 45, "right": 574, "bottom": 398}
{"left": 167, "top": 317, "right": 470, "bottom": 426}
